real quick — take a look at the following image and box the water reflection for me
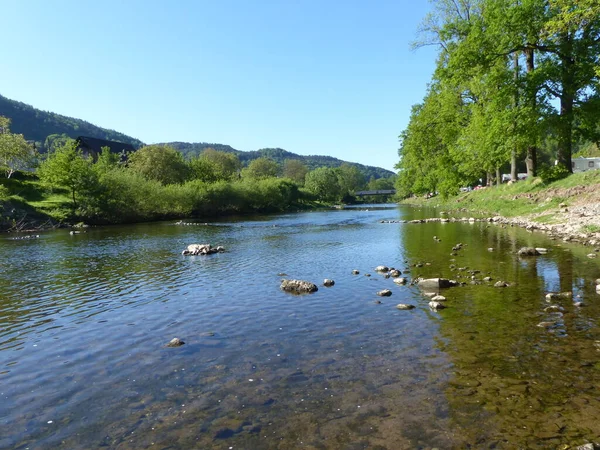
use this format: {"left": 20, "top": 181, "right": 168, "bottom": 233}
{"left": 400, "top": 215, "right": 600, "bottom": 448}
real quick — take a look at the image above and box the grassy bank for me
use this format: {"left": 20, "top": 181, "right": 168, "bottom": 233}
{"left": 401, "top": 171, "right": 600, "bottom": 223}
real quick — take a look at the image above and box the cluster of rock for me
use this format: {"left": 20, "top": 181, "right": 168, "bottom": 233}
{"left": 182, "top": 244, "right": 225, "bottom": 256}
{"left": 174, "top": 221, "right": 210, "bottom": 226}
{"left": 11, "top": 234, "right": 40, "bottom": 240}
{"left": 382, "top": 212, "right": 600, "bottom": 248}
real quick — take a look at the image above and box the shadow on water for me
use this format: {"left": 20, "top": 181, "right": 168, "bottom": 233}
{"left": 0, "top": 205, "right": 599, "bottom": 449}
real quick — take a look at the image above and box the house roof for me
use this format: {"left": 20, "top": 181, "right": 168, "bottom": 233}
{"left": 75, "top": 136, "right": 136, "bottom": 154}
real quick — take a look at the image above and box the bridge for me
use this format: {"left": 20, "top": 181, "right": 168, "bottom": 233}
{"left": 354, "top": 189, "right": 396, "bottom": 197}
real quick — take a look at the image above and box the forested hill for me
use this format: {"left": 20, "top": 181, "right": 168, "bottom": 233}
{"left": 0, "top": 94, "right": 394, "bottom": 179}
{"left": 165, "top": 142, "right": 395, "bottom": 179}
{"left": 0, "top": 94, "right": 144, "bottom": 149}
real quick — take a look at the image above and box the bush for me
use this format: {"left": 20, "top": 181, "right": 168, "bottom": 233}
{"left": 0, "top": 185, "right": 9, "bottom": 200}
{"left": 538, "top": 164, "right": 570, "bottom": 184}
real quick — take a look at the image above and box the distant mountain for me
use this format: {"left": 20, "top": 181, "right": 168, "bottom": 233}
{"left": 0, "top": 94, "right": 143, "bottom": 149}
{"left": 0, "top": 94, "right": 395, "bottom": 179}
{"left": 165, "top": 142, "right": 395, "bottom": 179}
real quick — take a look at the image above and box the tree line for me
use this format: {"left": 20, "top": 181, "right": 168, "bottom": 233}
{"left": 396, "top": 0, "right": 600, "bottom": 198}
{"left": 0, "top": 124, "right": 396, "bottom": 225}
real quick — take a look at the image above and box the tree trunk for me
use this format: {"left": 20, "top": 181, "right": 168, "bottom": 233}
{"left": 496, "top": 167, "right": 501, "bottom": 186}
{"left": 557, "top": 33, "right": 575, "bottom": 172}
{"left": 524, "top": 47, "right": 537, "bottom": 177}
{"left": 511, "top": 52, "right": 519, "bottom": 182}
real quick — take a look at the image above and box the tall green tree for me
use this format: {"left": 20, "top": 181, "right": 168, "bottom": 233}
{"left": 37, "top": 139, "right": 97, "bottom": 207}
{"left": 0, "top": 116, "right": 37, "bottom": 178}
{"left": 127, "top": 144, "right": 189, "bottom": 184}
{"left": 282, "top": 159, "right": 308, "bottom": 185}
{"left": 242, "top": 157, "right": 279, "bottom": 180}
{"left": 305, "top": 167, "right": 341, "bottom": 202}
{"left": 336, "top": 164, "right": 365, "bottom": 195}
{"left": 199, "top": 148, "right": 241, "bottom": 181}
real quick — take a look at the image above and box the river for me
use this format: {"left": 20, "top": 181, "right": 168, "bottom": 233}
{"left": 1, "top": 205, "right": 599, "bottom": 449}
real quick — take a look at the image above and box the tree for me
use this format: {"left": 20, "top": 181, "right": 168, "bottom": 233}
{"left": 37, "top": 139, "right": 97, "bottom": 207}
{"left": 0, "top": 117, "right": 36, "bottom": 178}
{"left": 242, "top": 157, "right": 279, "bottom": 180}
{"left": 189, "top": 156, "right": 220, "bottom": 183}
{"left": 200, "top": 148, "right": 241, "bottom": 181}
{"left": 127, "top": 144, "right": 189, "bottom": 184}
{"left": 283, "top": 159, "right": 308, "bottom": 185}
{"left": 305, "top": 167, "right": 341, "bottom": 202}
{"left": 94, "top": 146, "right": 120, "bottom": 176}
{"left": 336, "top": 164, "right": 365, "bottom": 195}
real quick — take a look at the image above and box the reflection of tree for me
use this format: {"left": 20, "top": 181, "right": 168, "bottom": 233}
{"left": 400, "top": 219, "right": 600, "bottom": 446}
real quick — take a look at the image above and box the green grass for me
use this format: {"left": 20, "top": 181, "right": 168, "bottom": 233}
{"left": 582, "top": 224, "right": 600, "bottom": 233}
{"left": 403, "top": 171, "right": 600, "bottom": 218}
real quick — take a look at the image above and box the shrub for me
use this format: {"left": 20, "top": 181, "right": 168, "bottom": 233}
{"left": 538, "top": 164, "right": 570, "bottom": 184}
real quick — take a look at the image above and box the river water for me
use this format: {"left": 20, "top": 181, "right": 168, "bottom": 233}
{"left": 1, "top": 205, "right": 599, "bottom": 449}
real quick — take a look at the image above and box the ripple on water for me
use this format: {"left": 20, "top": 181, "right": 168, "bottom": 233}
{"left": 2, "top": 206, "right": 600, "bottom": 448}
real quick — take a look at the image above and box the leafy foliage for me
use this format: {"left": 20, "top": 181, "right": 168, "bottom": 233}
{"left": 37, "top": 139, "right": 98, "bottom": 208}
{"left": 538, "top": 164, "right": 570, "bottom": 184}
{"left": 0, "top": 116, "right": 37, "bottom": 178}
{"left": 127, "top": 144, "right": 189, "bottom": 185}
{"left": 398, "top": 0, "right": 600, "bottom": 198}
{"left": 242, "top": 157, "right": 279, "bottom": 180}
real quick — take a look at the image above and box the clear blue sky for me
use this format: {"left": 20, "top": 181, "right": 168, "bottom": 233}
{"left": 3, "top": 0, "right": 437, "bottom": 172}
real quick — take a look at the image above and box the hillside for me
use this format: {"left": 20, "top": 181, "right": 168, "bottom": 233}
{"left": 0, "top": 94, "right": 143, "bottom": 149}
{"left": 0, "top": 94, "right": 394, "bottom": 179}
{"left": 165, "top": 142, "right": 395, "bottom": 179}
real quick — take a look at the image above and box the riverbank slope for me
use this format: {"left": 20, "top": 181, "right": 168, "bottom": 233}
{"left": 402, "top": 171, "right": 600, "bottom": 245}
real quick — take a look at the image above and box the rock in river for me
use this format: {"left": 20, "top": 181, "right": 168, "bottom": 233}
{"left": 393, "top": 277, "right": 407, "bottom": 285}
{"left": 182, "top": 244, "right": 225, "bottom": 256}
{"left": 166, "top": 338, "right": 185, "bottom": 347}
{"left": 517, "top": 247, "right": 541, "bottom": 256}
{"left": 323, "top": 279, "right": 335, "bottom": 287}
{"left": 377, "top": 289, "right": 392, "bottom": 297}
{"left": 389, "top": 269, "right": 401, "bottom": 278}
{"left": 545, "top": 292, "right": 572, "bottom": 300}
{"left": 396, "top": 304, "right": 415, "bottom": 310}
{"left": 375, "top": 265, "right": 389, "bottom": 272}
{"left": 417, "top": 278, "right": 457, "bottom": 290}
{"left": 429, "top": 301, "right": 446, "bottom": 310}
{"left": 280, "top": 279, "right": 318, "bottom": 294}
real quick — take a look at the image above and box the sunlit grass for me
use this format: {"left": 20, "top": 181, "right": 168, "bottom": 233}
{"left": 404, "top": 171, "right": 600, "bottom": 218}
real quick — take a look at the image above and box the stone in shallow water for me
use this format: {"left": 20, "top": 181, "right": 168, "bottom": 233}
{"left": 280, "top": 279, "right": 318, "bottom": 294}
{"left": 517, "top": 247, "right": 541, "bottom": 256}
{"left": 396, "top": 304, "right": 415, "bottom": 310}
{"left": 375, "top": 265, "right": 389, "bottom": 272}
{"left": 393, "top": 277, "right": 407, "bottom": 285}
{"left": 377, "top": 289, "right": 392, "bottom": 297}
{"left": 166, "top": 338, "right": 185, "bottom": 347}
{"left": 429, "top": 301, "right": 446, "bottom": 310}
{"left": 323, "top": 279, "right": 335, "bottom": 287}
{"left": 545, "top": 292, "right": 572, "bottom": 300}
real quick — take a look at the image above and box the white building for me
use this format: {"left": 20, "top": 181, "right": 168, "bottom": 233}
{"left": 572, "top": 157, "right": 600, "bottom": 173}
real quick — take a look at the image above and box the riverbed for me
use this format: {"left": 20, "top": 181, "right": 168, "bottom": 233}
{"left": 1, "top": 205, "right": 599, "bottom": 449}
